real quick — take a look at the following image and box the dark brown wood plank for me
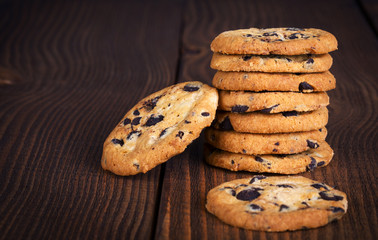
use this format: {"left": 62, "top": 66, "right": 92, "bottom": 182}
{"left": 156, "top": 0, "right": 378, "bottom": 239}
{"left": 0, "top": 0, "right": 182, "bottom": 239}
{"left": 359, "top": 0, "right": 378, "bottom": 33}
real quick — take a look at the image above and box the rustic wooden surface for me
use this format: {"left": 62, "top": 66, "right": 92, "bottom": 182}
{"left": 0, "top": 0, "right": 377, "bottom": 239}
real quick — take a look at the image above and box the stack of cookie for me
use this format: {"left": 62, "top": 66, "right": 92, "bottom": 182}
{"left": 204, "top": 27, "right": 338, "bottom": 174}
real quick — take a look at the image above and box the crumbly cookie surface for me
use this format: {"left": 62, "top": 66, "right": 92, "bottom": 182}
{"left": 218, "top": 91, "right": 329, "bottom": 113}
{"left": 205, "top": 127, "right": 327, "bottom": 155}
{"left": 212, "top": 71, "right": 336, "bottom": 92}
{"left": 204, "top": 141, "right": 333, "bottom": 174}
{"left": 210, "top": 27, "right": 338, "bottom": 55}
{"left": 210, "top": 53, "right": 332, "bottom": 73}
{"left": 101, "top": 81, "right": 218, "bottom": 176}
{"left": 206, "top": 175, "right": 347, "bottom": 231}
{"left": 212, "top": 107, "right": 328, "bottom": 133}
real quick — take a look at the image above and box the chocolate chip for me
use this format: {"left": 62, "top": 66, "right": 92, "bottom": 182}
{"left": 286, "top": 27, "right": 305, "bottom": 31}
{"left": 242, "top": 55, "right": 252, "bottom": 61}
{"left": 330, "top": 207, "right": 345, "bottom": 213}
{"left": 236, "top": 189, "right": 261, "bottom": 201}
{"left": 279, "top": 204, "right": 289, "bottom": 211}
{"left": 231, "top": 105, "right": 249, "bottom": 113}
{"left": 249, "top": 175, "right": 266, "bottom": 184}
{"left": 319, "top": 191, "right": 344, "bottom": 201}
{"left": 123, "top": 118, "right": 131, "bottom": 125}
{"left": 249, "top": 204, "right": 264, "bottom": 211}
{"left": 133, "top": 163, "right": 140, "bottom": 170}
{"left": 131, "top": 117, "right": 141, "bottom": 125}
{"left": 219, "top": 116, "right": 234, "bottom": 131}
{"left": 143, "top": 95, "right": 163, "bottom": 111}
{"left": 288, "top": 33, "right": 299, "bottom": 39}
{"left": 159, "top": 128, "right": 168, "bottom": 138}
{"left": 231, "top": 160, "right": 235, "bottom": 165}
{"left": 176, "top": 131, "right": 184, "bottom": 139}
{"left": 111, "top": 138, "right": 124, "bottom": 146}
{"left": 299, "top": 82, "right": 314, "bottom": 92}
{"left": 286, "top": 58, "right": 292, "bottom": 62}
{"left": 185, "top": 120, "right": 191, "bottom": 124}
{"left": 201, "top": 112, "right": 210, "bottom": 117}
{"left": 260, "top": 104, "right": 279, "bottom": 113}
{"left": 277, "top": 184, "right": 293, "bottom": 188}
{"left": 242, "top": 149, "right": 247, "bottom": 154}
{"left": 183, "top": 84, "right": 200, "bottom": 92}
{"left": 273, "top": 148, "right": 277, "bottom": 152}
{"left": 144, "top": 114, "right": 164, "bottom": 126}
{"left": 307, "top": 157, "right": 317, "bottom": 171}
{"left": 238, "top": 184, "right": 249, "bottom": 187}
{"left": 307, "top": 140, "right": 319, "bottom": 149}
{"left": 311, "top": 183, "right": 329, "bottom": 190}
{"left": 306, "top": 58, "right": 314, "bottom": 64}
{"left": 317, "top": 161, "right": 325, "bottom": 167}
{"left": 255, "top": 156, "right": 264, "bottom": 162}
{"left": 301, "top": 201, "right": 310, "bottom": 207}
{"left": 126, "top": 130, "right": 142, "bottom": 140}
{"left": 245, "top": 34, "right": 253, "bottom": 37}
{"left": 133, "top": 109, "right": 140, "bottom": 116}
{"left": 230, "top": 189, "right": 236, "bottom": 196}
{"left": 282, "top": 111, "right": 298, "bottom": 117}
{"left": 274, "top": 142, "right": 280, "bottom": 146}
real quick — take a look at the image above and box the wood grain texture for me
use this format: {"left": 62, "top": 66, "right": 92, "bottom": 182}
{"left": 0, "top": 0, "right": 182, "bottom": 239}
{"left": 0, "top": 0, "right": 377, "bottom": 239}
{"left": 156, "top": 0, "right": 378, "bottom": 239}
{"left": 360, "top": 0, "right": 378, "bottom": 33}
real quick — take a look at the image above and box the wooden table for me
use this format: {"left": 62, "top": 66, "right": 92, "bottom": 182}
{"left": 0, "top": 0, "right": 377, "bottom": 239}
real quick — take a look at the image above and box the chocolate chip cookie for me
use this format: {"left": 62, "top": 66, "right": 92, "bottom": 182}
{"left": 102, "top": 81, "right": 218, "bottom": 176}
{"left": 204, "top": 141, "right": 333, "bottom": 174}
{"left": 206, "top": 175, "right": 347, "bottom": 231}
{"left": 212, "top": 107, "right": 328, "bottom": 133}
{"left": 205, "top": 127, "right": 327, "bottom": 155}
{"left": 210, "top": 27, "right": 338, "bottom": 55}
{"left": 218, "top": 91, "right": 329, "bottom": 113}
{"left": 212, "top": 71, "right": 336, "bottom": 92}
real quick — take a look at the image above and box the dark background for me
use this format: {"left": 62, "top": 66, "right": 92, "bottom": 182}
{"left": 0, "top": 0, "right": 377, "bottom": 239}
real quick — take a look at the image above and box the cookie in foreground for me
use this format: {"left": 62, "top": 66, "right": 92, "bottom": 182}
{"left": 101, "top": 81, "right": 218, "bottom": 176}
{"left": 210, "top": 27, "right": 338, "bottom": 55}
{"left": 206, "top": 175, "right": 347, "bottom": 231}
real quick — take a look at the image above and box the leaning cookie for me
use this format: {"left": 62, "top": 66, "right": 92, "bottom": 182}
{"left": 101, "top": 81, "right": 218, "bottom": 176}
{"left": 204, "top": 141, "right": 333, "bottom": 174}
{"left": 205, "top": 127, "right": 327, "bottom": 155}
{"left": 210, "top": 27, "right": 338, "bottom": 55}
{"left": 206, "top": 175, "right": 347, "bottom": 231}
{"left": 212, "top": 107, "right": 328, "bottom": 134}
{"left": 218, "top": 91, "right": 329, "bottom": 113}
{"left": 212, "top": 71, "right": 336, "bottom": 92}
{"left": 210, "top": 53, "right": 332, "bottom": 73}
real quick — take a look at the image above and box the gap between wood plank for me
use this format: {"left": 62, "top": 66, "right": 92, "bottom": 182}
{"left": 150, "top": 1, "right": 186, "bottom": 239}
{"left": 356, "top": 0, "right": 378, "bottom": 37}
